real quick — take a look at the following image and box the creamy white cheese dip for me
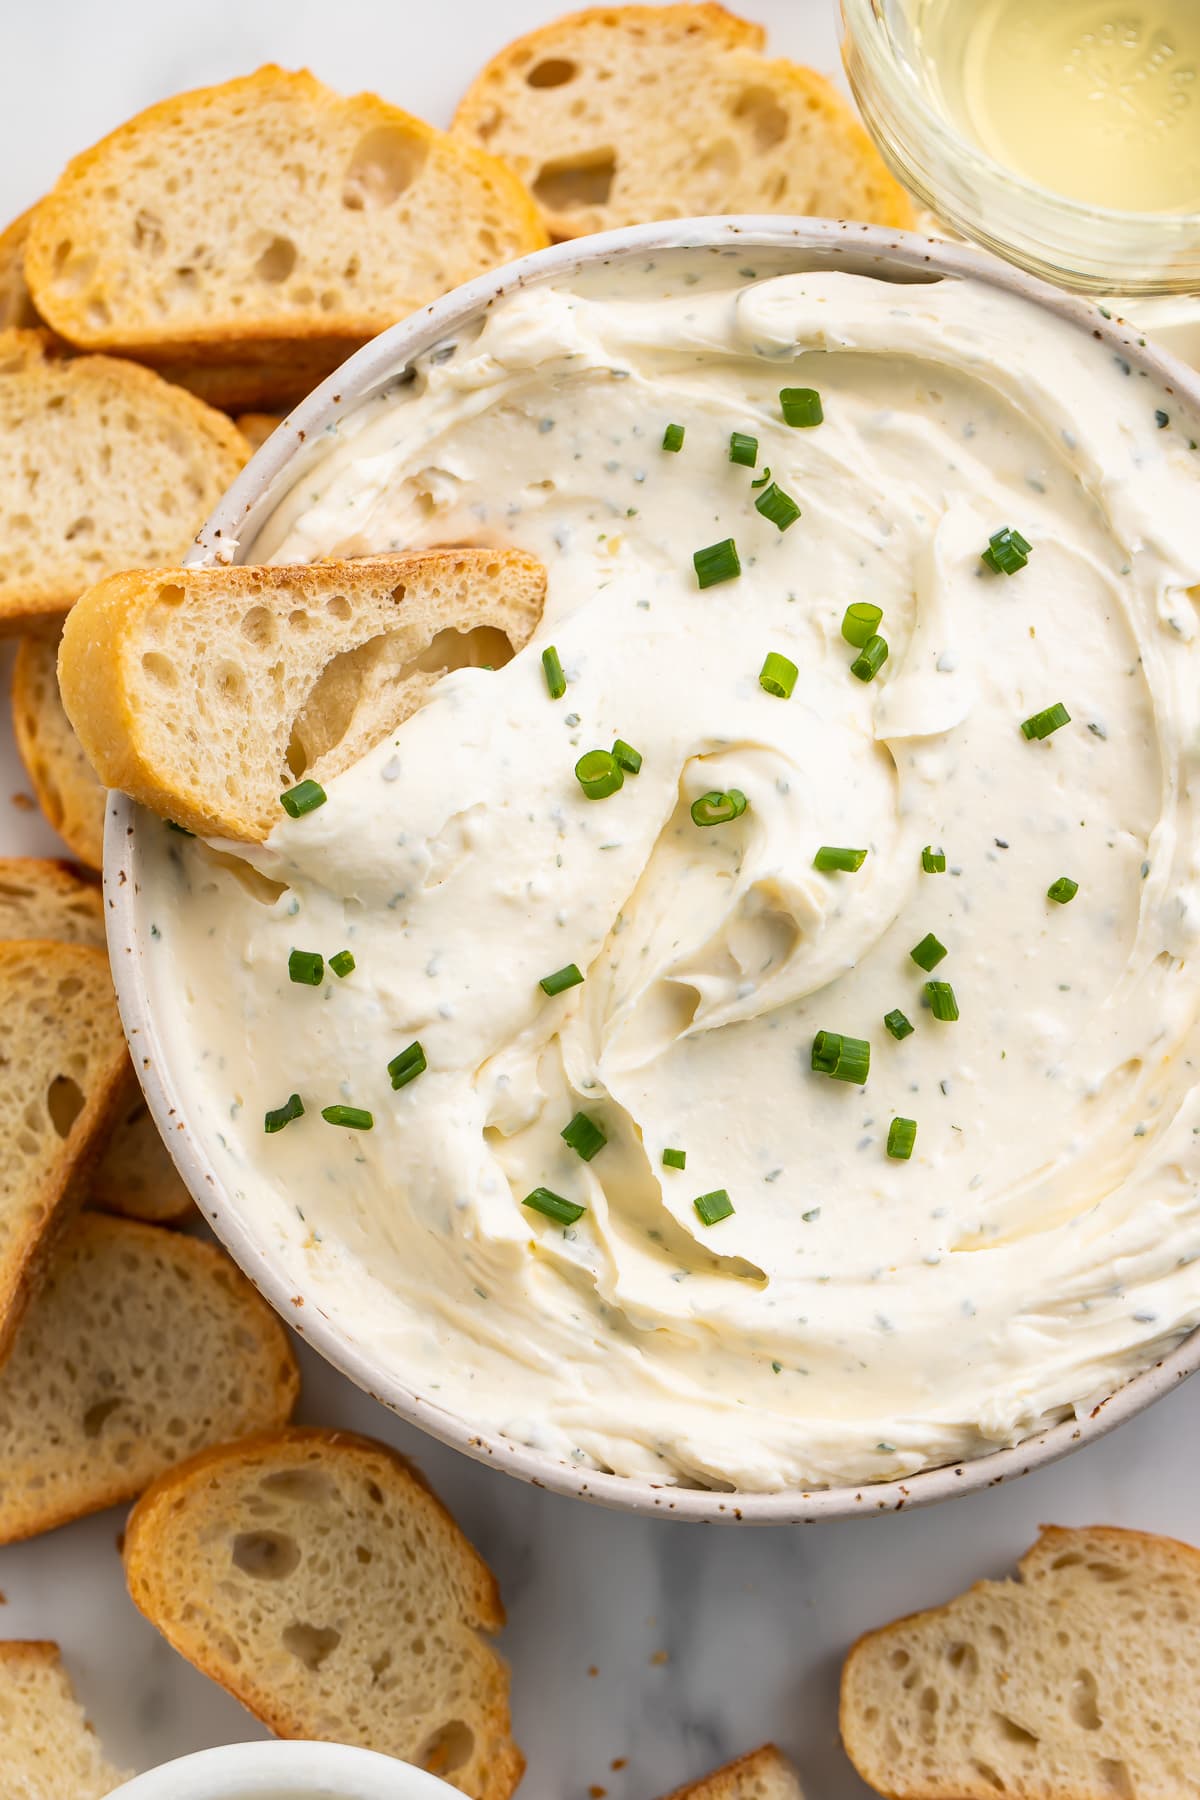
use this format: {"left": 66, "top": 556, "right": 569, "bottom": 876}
{"left": 142, "top": 250, "right": 1200, "bottom": 1491}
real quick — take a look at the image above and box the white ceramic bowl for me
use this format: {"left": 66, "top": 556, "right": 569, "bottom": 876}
{"left": 105, "top": 217, "right": 1200, "bottom": 1524}
{"left": 108, "top": 1741, "right": 454, "bottom": 1799}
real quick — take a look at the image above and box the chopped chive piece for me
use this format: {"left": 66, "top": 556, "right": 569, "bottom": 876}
{"left": 690, "top": 789, "right": 748, "bottom": 827}
{"left": 524, "top": 1186, "right": 586, "bottom": 1225}
{"left": 1156, "top": 409, "right": 1170, "bottom": 429}
{"left": 167, "top": 821, "right": 195, "bottom": 837}
{"left": 321, "top": 1104, "right": 373, "bottom": 1130}
{"left": 841, "top": 603, "right": 883, "bottom": 648}
{"left": 925, "top": 980, "right": 959, "bottom": 1022}
{"left": 750, "top": 465, "right": 772, "bottom": 489}
{"left": 910, "top": 932, "right": 947, "bottom": 971}
{"left": 288, "top": 948, "right": 324, "bottom": 987}
{"left": 1047, "top": 876, "right": 1079, "bottom": 904}
{"left": 264, "top": 1093, "right": 304, "bottom": 1133}
{"left": 329, "top": 949, "right": 356, "bottom": 978}
{"left": 575, "top": 749, "right": 624, "bottom": 799}
{"left": 280, "top": 778, "right": 327, "bottom": 818}
{"left": 662, "top": 1147, "right": 687, "bottom": 1170}
{"left": 1021, "top": 701, "right": 1071, "bottom": 740}
{"left": 612, "top": 738, "right": 643, "bottom": 774}
{"left": 759, "top": 650, "right": 798, "bottom": 698}
{"left": 540, "top": 962, "right": 584, "bottom": 997}
{"left": 663, "top": 422, "right": 685, "bottom": 452}
{"left": 884, "top": 1008, "right": 914, "bottom": 1040}
{"left": 780, "top": 386, "right": 823, "bottom": 427}
{"left": 542, "top": 645, "right": 566, "bottom": 700}
{"left": 850, "top": 634, "right": 889, "bottom": 682}
{"left": 387, "top": 1041, "right": 427, "bottom": 1089}
{"left": 811, "top": 1030, "right": 871, "bottom": 1084}
{"left": 921, "top": 845, "right": 946, "bottom": 873}
{"left": 813, "top": 845, "right": 867, "bottom": 872}
{"left": 754, "top": 482, "right": 802, "bottom": 532}
{"left": 694, "top": 1188, "right": 734, "bottom": 1226}
{"left": 562, "top": 1111, "right": 606, "bottom": 1161}
{"left": 694, "top": 538, "right": 741, "bottom": 588}
{"left": 980, "top": 526, "right": 1032, "bottom": 576}
{"left": 729, "top": 431, "right": 758, "bottom": 467}
{"left": 887, "top": 1116, "right": 917, "bottom": 1160}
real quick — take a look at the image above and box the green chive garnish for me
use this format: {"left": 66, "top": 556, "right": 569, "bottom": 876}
{"left": 813, "top": 845, "right": 867, "bottom": 873}
{"left": 576, "top": 749, "right": 623, "bottom": 799}
{"left": 288, "top": 948, "right": 324, "bottom": 987}
{"left": 887, "top": 1117, "right": 917, "bottom": 1160}
{"left": 691, "top": 789, "right": 748, "bottom": 827}
{"left": 811, "top": 1030, "right": 871, "bottom": 1084}
{"left": 841, "top": 603, "right": 882, "bottom": 648}
{"left": 663, "top": 422, "right": 685, "bottom": 452}
{"left": 264, "top": 1093, "right": 304, "bottom": 1134}
{"left": 693, "top": 538, "right": 741, "bottom": 589}
{"left": 612, "top": 738, "right": 643, "bottom": 774}
{"left": 542, "top": 645, "right": 566, "bottom": 700}
{"left": 1047, "top": 876, "right": 1079, "bottom": 904}
{"left": 750, "top": 465, "right": 772, "bottom": 489}
{"left": 540, "top": 963, "right": 584, "bottom": 997}
{"left": 1021, "top": 702, "right": 1071, "bottom": 741}
{"left": 562, "top": 1112, "right": 606, "bottom": 1161}
{"left": 694, "top": 1189, "right": 734, "bottom": 1226}
{"left": 759, "top": 650, "right": 798, "bottom": 698}
{"left": 524, "top": 1187, "right": 585, "bottom": 1225}
{"left": 780, "top": 387, "right": 823, "bottom": 427}
{"left": 662, "top": 1147, "right": 686, "bottom": 1170}
{"left": 329, "top": 949, "right": 356, "bottom": 978}
{"left": 925, "top": 980, "right": 959, "bottom": 1022}
{"left": 850, "top": 635, "right": 889, "bottom": 682}
{"left": 910, "top": 932, "right": 947, "bottom": 971}
{"left": 884, "top": 1008, "right": 914, "bottom": 1040}
{"left": 387, "top": 1041, "right": 427, "bottom": 1089}
{"left": 754, "top": 482, "right": 801, "bottom": 531}
{"left": 280, "top": 779, "right": 327, "bottom": 818}
{"left": 981, "top": 527, "right": 1032, "bottom": 576}
{"left": 321, "top": 1104, "right": 373, "bottom": 1130}
{"left": 921, "top": 846, "right": 946, "bottom": 873}
{"left": 729, "top": 431, "right": 758, "bottom": 467}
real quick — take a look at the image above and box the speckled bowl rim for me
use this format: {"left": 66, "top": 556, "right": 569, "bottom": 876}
{"left": 105, "top": 216, "right": 1200, "bottom": 1523}
{"left": 108, "top": 1739, "right": 455, "bottom": 1797}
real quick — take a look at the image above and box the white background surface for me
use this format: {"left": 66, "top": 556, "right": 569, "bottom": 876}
{"left": 3, "top": 4, "right": 1200, "bottom": 1797}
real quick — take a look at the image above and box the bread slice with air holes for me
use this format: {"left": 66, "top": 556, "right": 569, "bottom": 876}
{"left": 453, "top": 3, "right": 914, "bottom": 241}
{"left": 23, "top": 65, "right": 546, "bottom": 405}
{"left": 12, "top": 635, "right": 106, "bottom": 869}
{"left": 0, "top": 1640, "right": 129, "bottom": 1797}
{"left": 0, "top": 210, "right": 40, "bottom": 331}
{"left": 0, "top": 856, "right": 103, "bottom": 947}
{"left": 661, "top": 1745, "right": 805, "bottom": 1800}
{"left": 0, "top": 329, "right": 247, "bottom": 631}
{"left": 123, "top": 1426, "right": 523, "bottom": 1800}
{"left": 0, "top": 1212, "right": 299, "bottom": 1544}
{"left": 58, "top": 548, "right": 547, "bottom": 842}
{"left": 0, "top": 939, "right": 131, "bottom": 1364}
{"left": 840, "top": 1523, "right": 1200, "bottom": 1800}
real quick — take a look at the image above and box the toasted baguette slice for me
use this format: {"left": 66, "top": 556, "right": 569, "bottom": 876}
{"left": 0, "top": 210, "right": 39, "bottom": 331}
{"left": 24, "top": 66, "right": 546, "bottom": 392}
{"left": 0, "top": 1213, "right": 299, "bottom": 1544}
{"left": 454, "top": 3, "right": 913, "bottom": 239}
{"left": 0, "top": 939, "right": 130, "bottom": 1363}
{"left": 0, "top": 330, "right": 247, "bottom": 629}
{"left": 90, "top": 1096, "right": 192, "bottom": 1226}
{"left": 124, "top": 1426, "right": 523, "bottom": 1800}
{"left": 12, "top": 636, "right": 106, "bottom": 868}
{"left": 59, "top": 549, "right": 547, "bottom": 841}
{"left": 159, "top": 351, "right": 347, "bottom": 413}
{"left": 841, "top": 1523, "right": 1200, "bottom": 1800}
{"left": 234, "top": 411, "right": 284, "bottom": 452}
{"left": 0, "top": 857, "right": 102, "bottom": 946}
{"left": 0, "top": 1640, "right": 128, "bottom": 1797}
{"left": 662, "top": 1745, "right": 805, "bottom": 1800}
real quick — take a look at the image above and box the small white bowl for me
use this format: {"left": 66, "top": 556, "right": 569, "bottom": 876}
{"left": 104, "top": 217, "right": 1200, "bottom": 1524}
{"left": 108, "top": 1740, "right": 454, "bottom": 1799}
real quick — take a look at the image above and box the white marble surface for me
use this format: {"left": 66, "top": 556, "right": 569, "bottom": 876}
{"left": 4, "top": 4, "right": 1200, "bottom": 1795}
